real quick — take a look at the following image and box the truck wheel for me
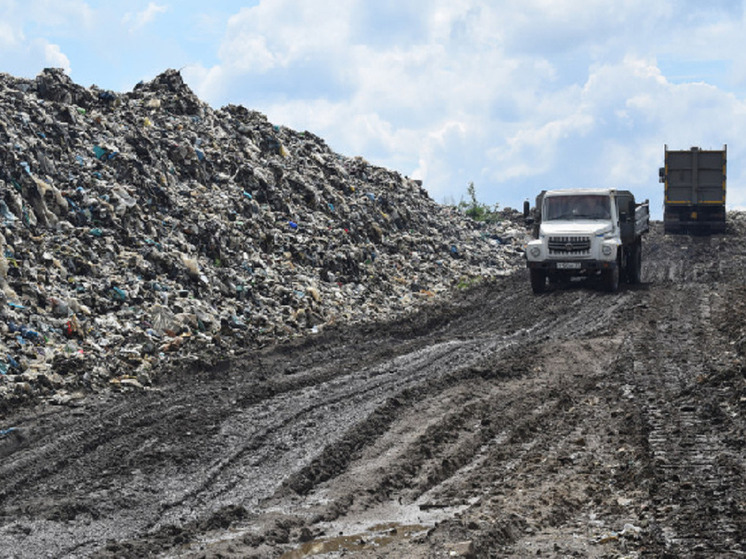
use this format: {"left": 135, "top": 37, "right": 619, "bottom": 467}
{"left": 627, "top": 243, "right": 642, "bottom": 284}
{"left": 530, "top": 269, "right": 547, "bottom": 293}
{"left": 602, "top": 266, "right": 619, "bottom": 293}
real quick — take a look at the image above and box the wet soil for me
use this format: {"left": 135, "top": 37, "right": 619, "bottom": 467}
{"left": 0, "top": 221, "right": 744, "bottom": 558}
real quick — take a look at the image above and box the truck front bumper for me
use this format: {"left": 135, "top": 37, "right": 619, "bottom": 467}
{"left": 526, "top": 259, "right": 617, "bottom": 272}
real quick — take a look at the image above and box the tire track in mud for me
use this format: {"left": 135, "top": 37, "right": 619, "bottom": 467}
{"left": 270, "top": 287, "right": 631, "bottom": 493}
{"left": 259, "top": 299, "right": 640, "bottom": 558}
{"left": 142, "top": 286, "right": 622, "bottom": 550}
{"left": 206, "top": 285, "right": 641, "bottom": 559}
{"left": 157, "top": 336, "right": 516, "bottom": 522}
{"left": 614, "top": 228, "right": 746, "bottom": 556}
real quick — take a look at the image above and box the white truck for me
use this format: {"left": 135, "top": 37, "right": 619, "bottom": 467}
{"left": 525, "top": 188, "right": 649, "bottom": 293}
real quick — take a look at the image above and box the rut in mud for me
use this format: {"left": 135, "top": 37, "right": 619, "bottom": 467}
{"left": 0, "top": 219, "right": 744, "bottom": 558}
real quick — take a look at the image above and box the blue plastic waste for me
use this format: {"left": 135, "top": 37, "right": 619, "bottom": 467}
{"left": 0, "top": 201, "right": 16, "bottom": 221}
{"left": 8, "top": 321, "right": 41, "bottom": 341}
{"left": 93, "top": 145, "right": 107, "bottom": 160}
{"left": 111, "top": 287, "right": 127, "bottom": 301}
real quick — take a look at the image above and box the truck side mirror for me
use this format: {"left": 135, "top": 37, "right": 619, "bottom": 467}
{"left": 659, "top": 167, "right": 665, "bottom": 183}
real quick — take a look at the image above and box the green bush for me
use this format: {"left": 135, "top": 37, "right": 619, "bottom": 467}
{"left": 457, "top": 182, "right": 501, "bottom": 224}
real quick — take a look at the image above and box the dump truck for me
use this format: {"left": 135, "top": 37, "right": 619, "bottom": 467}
{"left": 525, "top": 188, "right": 649, "bottom": 293}
{"left": 659, "top": 145, "right": 726, "bottom": 234}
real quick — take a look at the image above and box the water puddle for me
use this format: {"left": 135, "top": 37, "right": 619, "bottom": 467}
{"left": 279, "top": 498, "right": 472, "bottom": 558}
{"left": 280, "top": 523, "right": 429, "bottom": 558}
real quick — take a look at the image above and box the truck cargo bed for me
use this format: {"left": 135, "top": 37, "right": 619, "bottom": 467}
{"left": 660, "top": 145, "right": 726, "bottom": 234}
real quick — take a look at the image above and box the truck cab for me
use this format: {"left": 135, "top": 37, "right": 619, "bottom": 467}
{"left": 525, "top": 188, "right": 648, "bottom": 293}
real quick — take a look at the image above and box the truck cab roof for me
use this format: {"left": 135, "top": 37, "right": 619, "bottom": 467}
{"left": 542, "top": 188, "right": 631, "bottom": 198}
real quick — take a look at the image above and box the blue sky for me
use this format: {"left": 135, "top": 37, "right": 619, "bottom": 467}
{"left": 2, "top": 1, "right": 746, "bottom": 218}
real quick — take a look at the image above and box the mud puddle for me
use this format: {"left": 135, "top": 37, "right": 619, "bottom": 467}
{"left": 185, "top": 500, "right": 471, "bottom": 558}
{"left": 279, "top": 523, "right": 429, "bottom": 558}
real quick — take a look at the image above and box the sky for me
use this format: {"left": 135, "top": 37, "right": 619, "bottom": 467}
{"left": 1, "top": 1, "right": 745, "bottom": 219}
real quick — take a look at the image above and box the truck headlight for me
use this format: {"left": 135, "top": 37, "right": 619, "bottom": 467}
{"left": 602, "top": 245, "right": 613, "bottom": 256}
{"left": 530, "top": 246, "right": 541, "bottom": 258}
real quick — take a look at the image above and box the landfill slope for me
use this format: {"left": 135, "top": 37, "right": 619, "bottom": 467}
{"left": 0, "top": 216, "right": 744, "bottom": 558}
{"left": 0, "top": 68, "right": 524, "bottom": 411}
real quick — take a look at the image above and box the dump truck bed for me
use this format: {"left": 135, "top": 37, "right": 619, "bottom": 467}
{"left": 664, "top": 148, "right": 726, "bottom": 205}
{"left": 661, "top": 146, "right": 726, "bottom": 234}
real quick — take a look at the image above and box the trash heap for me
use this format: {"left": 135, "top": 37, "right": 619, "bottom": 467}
{"left": 0, "top": 68, "right": 527, "bottom": 408}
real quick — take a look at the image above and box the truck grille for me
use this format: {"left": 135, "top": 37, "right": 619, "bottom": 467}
{"left": 548, "top": 236, "right": 591, "bottom": 256}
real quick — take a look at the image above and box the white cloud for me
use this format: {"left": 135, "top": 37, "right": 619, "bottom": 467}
{"left": 218, "top": 1, "right": 353, "bottom": 72}
{"left": 28, "top": 0, "right": 94, "bottom": 29}
{"left": 0, "top": 20, "right": 23, "bottom": 49}
{"left": 0, "top": 0, "right": 90, "bottom": 78}
{"left": 123, "top": 2, "right": 168, "bottom": 32}
{"left": 0, "top": 36, "right": 71, "bottom": 79}
{"left": 42, "top": 41, "right": 71, "bottom": 72}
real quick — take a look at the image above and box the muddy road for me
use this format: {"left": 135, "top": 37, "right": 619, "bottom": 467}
{"left": 1, "top": 220, "right": 744, "bottom": 558}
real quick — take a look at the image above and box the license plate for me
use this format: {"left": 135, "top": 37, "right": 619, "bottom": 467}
{"left": 556, "top": 262, "right": 581, "bottom": 270}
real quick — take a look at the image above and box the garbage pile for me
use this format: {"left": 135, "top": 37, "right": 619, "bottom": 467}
{"left": 0, "top": 68, "right": 527, "bottom": 409}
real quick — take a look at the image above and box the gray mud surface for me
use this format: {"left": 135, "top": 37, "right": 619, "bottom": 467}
{"left": 1, "top": 220, "right": 744, "bottom": 558}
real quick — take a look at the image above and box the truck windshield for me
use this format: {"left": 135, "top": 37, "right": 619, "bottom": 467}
{"left": 544, "top": 195, "right": 611, "bottom": 220}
